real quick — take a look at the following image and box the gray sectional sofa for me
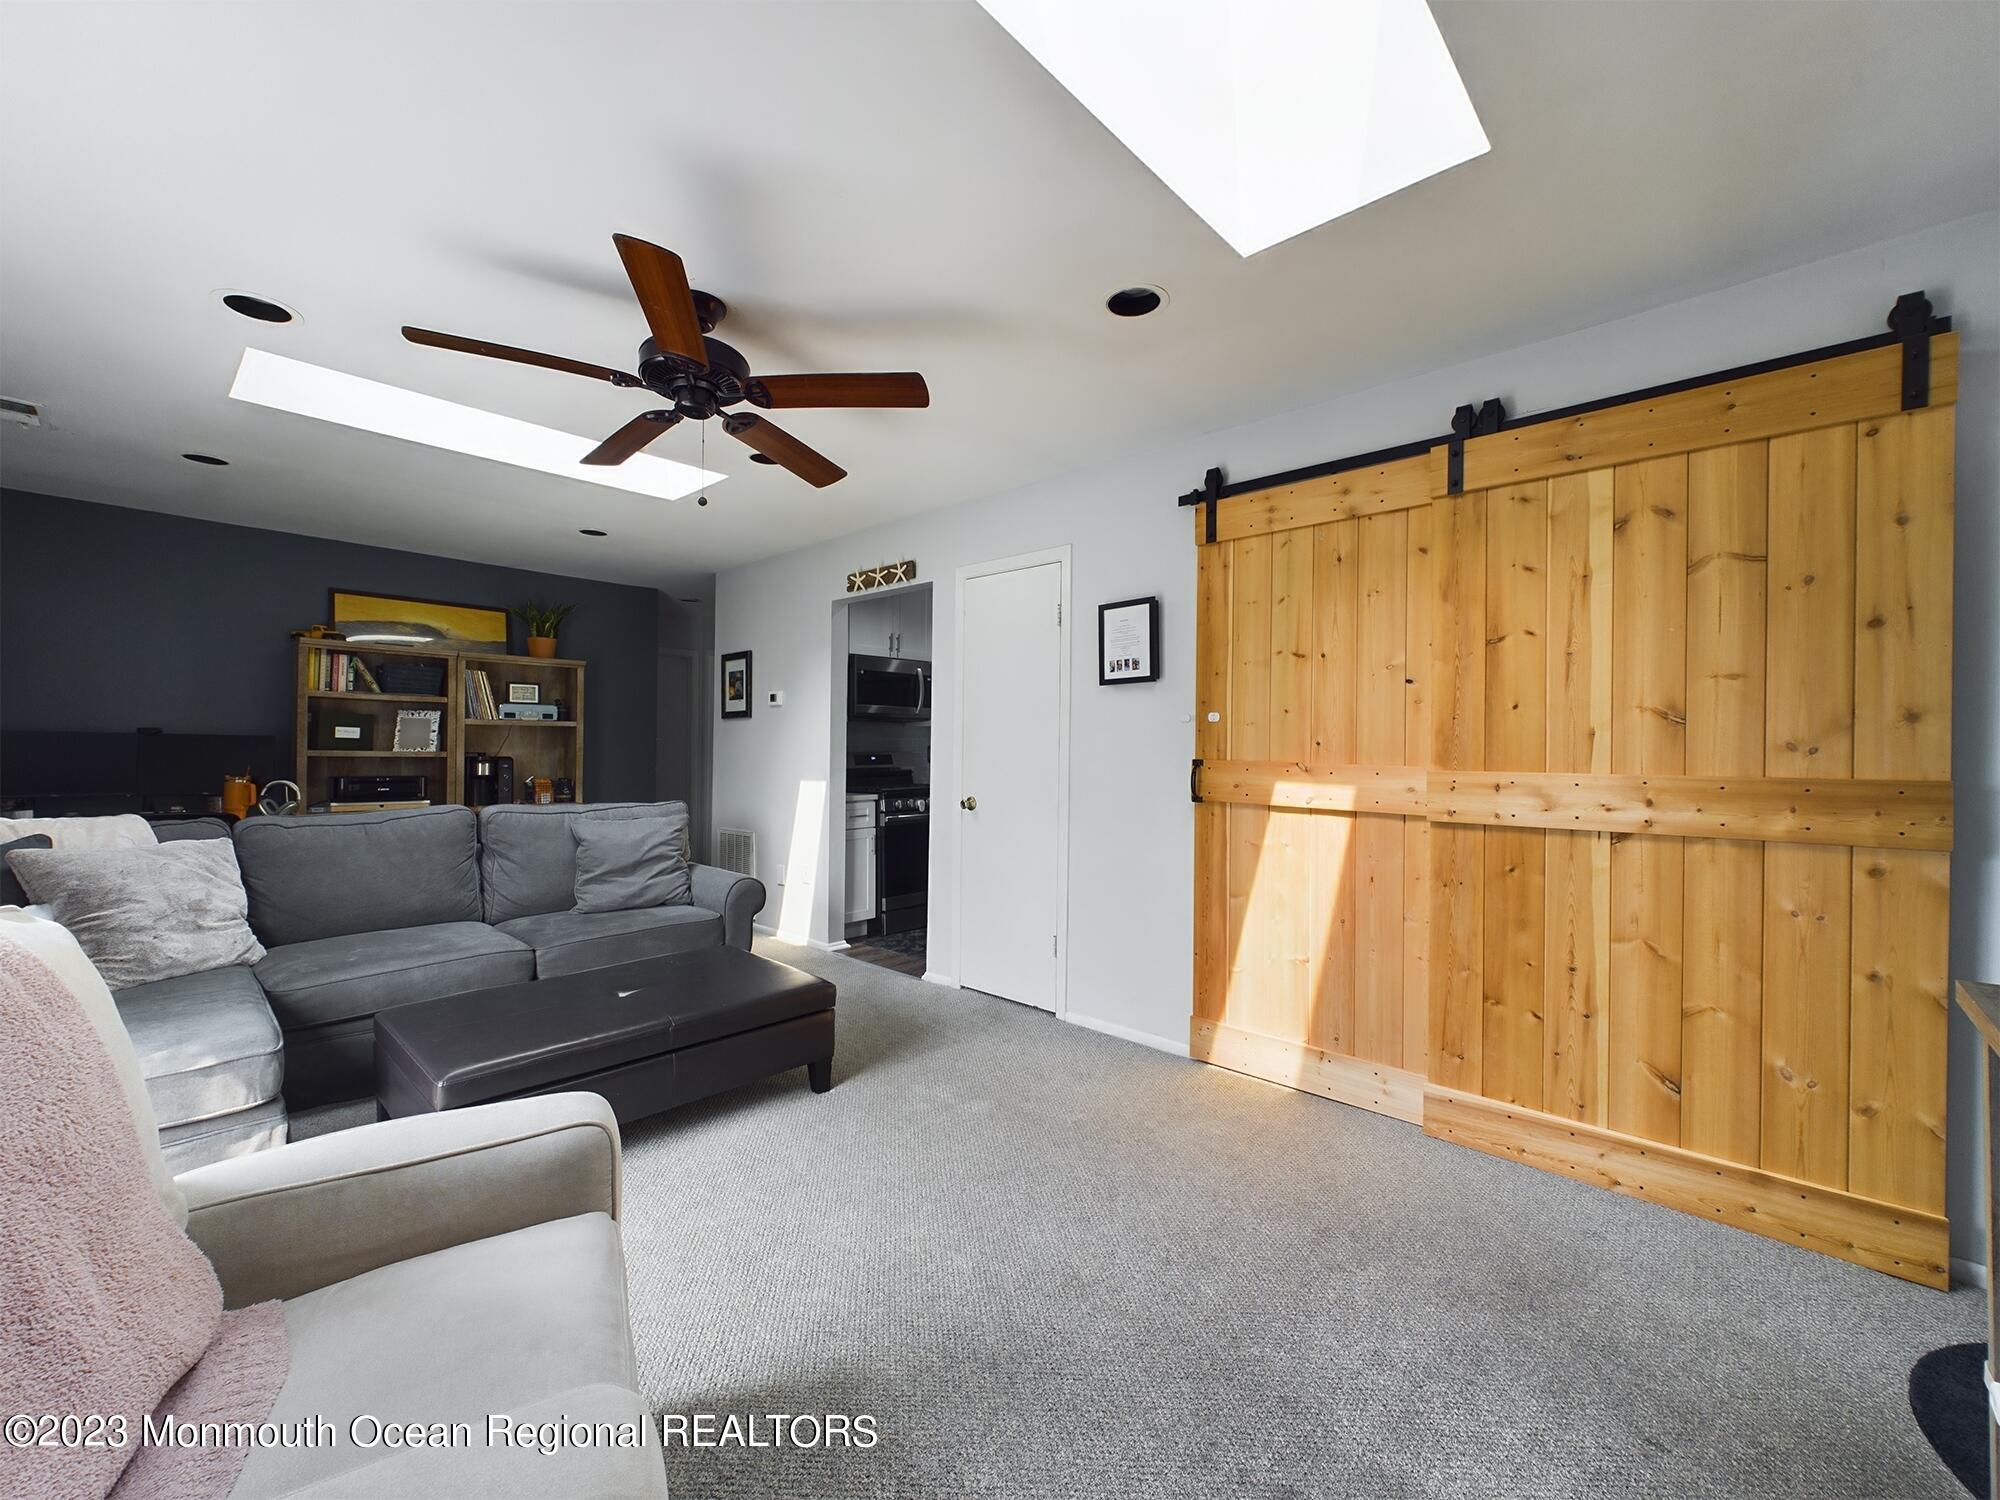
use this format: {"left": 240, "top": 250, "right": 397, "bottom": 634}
{"left": 115, "top": 801, "right": 763, "bottom": 1166}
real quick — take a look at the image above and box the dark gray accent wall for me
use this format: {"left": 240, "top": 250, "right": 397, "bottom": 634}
{"left": 0, "top": 489, "right": 666, "bottom": 800}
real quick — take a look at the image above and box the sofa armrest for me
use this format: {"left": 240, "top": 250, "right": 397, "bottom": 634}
{"left": 177, "top": 1092, "right": 620, "bottom": 1307}
{"left": 690, "top": 863, "right": 766, "bottom": 949}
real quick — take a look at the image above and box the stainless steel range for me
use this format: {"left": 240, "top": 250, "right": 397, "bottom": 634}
{"left": 875, "top": 785, "right": 928, "bottom": 935}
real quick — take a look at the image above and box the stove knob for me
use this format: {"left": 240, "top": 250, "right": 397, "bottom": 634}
{"left": 914, "top": 798, "right": 926, "bottom": 812}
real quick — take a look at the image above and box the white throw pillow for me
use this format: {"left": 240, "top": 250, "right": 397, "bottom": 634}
{"left": 0, "top": 907, "right": 187, "bottom": 1225}
{"left": 0, "top": 813, "right": 158, "bottom": 849}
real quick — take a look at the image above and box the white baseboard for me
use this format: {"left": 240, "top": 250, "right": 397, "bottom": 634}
{"left": 1953, "top": 1256, "right": 1989, "bottom": 1291}
{"left": 921, "top": 970, "right": 960, "bottom": 989}
{"left": 752, "top": 923, "right": 846, "bottom": 953}
{"left": 1064, "top": 1010, "right": 1189, "bottom": 1058}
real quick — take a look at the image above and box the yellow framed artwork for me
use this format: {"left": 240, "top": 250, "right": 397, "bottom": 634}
{"left": 329, "top": 590, "right": 509, "bottom": 652}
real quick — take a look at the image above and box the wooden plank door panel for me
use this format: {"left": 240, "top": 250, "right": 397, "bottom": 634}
{"left": 1681, "top": 441, "right": 1768, "bottom": 1166}
{"left": 1192, "top": 330, "right": 1952, "bottom": 1283}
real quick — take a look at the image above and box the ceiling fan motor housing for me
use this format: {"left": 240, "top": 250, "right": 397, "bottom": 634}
{"left": 638, "top": 333, "right": 750, "bottom": 420}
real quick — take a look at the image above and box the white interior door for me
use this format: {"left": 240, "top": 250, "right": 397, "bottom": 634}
{"left": 957, "top": 558, "right": 1064, "bottom": 1010}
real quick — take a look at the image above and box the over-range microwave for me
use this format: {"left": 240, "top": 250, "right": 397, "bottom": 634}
{"left": 848, "top": 654, "right": 929, "bottom": 721}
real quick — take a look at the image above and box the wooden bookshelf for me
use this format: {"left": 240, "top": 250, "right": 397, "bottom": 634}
{"left": 458, "top": 651, "right": 586, "bottom": 803}
{"left": 293, "top": 638, "right": 588, "bottom": 811}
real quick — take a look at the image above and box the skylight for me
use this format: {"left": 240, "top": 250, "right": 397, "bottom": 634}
{"left": 976, "top": 0, "right": 1487, "bottom": 257}
{"left": 227, "top": 349, "right": 725, "bottom": 502}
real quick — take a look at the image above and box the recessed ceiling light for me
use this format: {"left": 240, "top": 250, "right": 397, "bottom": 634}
{"left": 228, "top": 349, "right": 725, "bottom": 502}
{"left": 976, "top": 0, "right": 1489, "bottom": 257}
{"left": 579, "top": 528, "right": 607, "bottom": 537}
{"left": 748, "top": 453, "right": 778, "bottom": 465}
{"left": 220, "top": 292, "right": 297, "bottom": 324}
{"left": 1106, "top": 286, "right": 1165, "bottom": 317}
{"left": 182, "top": 452, "right": 229, "bottom": 465}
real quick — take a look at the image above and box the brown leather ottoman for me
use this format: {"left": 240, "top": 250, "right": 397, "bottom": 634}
{"left": 373, "top": 945, "right": 835, "bottom": 1124}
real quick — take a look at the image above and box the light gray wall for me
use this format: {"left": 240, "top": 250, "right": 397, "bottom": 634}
{"left": 714, "top": 211, "right": 1999, "bottom": 1263}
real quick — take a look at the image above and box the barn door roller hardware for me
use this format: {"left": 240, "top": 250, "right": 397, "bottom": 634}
{"left": 1171, "top": 292, "right": 1946, "bottom": 518}
{"left": 1445, "top": 398, "right": 1505, "bottom": 495}
{"left": 1174, "top": 467, "right": 1225, "bottom": 543}
{"left": 1888, "top": 290, "right": 1938, "bottom": 410}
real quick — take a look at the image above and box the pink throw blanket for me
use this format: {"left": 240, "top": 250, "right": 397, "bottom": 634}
{"left": 0, "top": 943, "right": 289, "bottom": 1499}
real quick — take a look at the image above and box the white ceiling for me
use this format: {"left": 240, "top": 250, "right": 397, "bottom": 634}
{"left": 1, "top": 1, "right": 1994, "bottom": 587}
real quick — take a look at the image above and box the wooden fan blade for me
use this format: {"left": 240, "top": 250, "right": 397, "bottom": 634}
{"left": 402, "top": 327, "right": 639, "bottom": 386}
{"left": 611, "top": 234, "right": 708, "bottom": 366}
{"left": 746, "top": 373, "right": 929, "bottom": 410}
{"left": 722, "top": 413, "right": 846, "bottom": 488}
{"left": 580, "top": 410, "right": 681, "bottom": 466}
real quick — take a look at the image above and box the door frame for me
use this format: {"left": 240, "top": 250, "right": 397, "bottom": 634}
{"left": 656, "top": 645, "right": 708, "bottom": 861}
{"left": 951, "top": 545, "right": 1072, "bottom": 1017}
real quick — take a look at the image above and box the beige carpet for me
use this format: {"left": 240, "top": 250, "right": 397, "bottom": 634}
{"left": 295, "top": 938, "right": 1981, "bottom": 1497}
{"left": 612, "top": 938, "right": 1981, "bottom": 1499}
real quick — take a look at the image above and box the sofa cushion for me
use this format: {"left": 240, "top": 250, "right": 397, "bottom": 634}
{"left": 495, "top": 904, "right": 723, "bottom": 979}
{"left": 150, "top": 817, "right": 233, "bottom": 843}
{"left": 158, "top": 1096, "right": 286, "bottom": 1176}
{"left": 478, "top": 802, "right": 690, "bottom": 923}
{"left": 228, "top": 1213, "right": 662, "bottom": 1500}
{"left": 254, "top": 923, "right": 533, "bottom": 1030}
{"left": 114, "top": 964, "right": 283, "bottom": 1128}
{"left": 571, "top": 815, "right": 691, "bottom": 914}
{"left": 235, "top": 807, "right": 482, "bottom": 947}
{"left": 9, "top": 838, "right": 267, "bottom": 988}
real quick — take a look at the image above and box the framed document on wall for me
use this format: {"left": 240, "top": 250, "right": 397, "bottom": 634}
{"left": 720, "top": 650, "right": 753, "bottom": 719}
{"left": 1098, "top": 596, "right": 1159, "bottom": 684}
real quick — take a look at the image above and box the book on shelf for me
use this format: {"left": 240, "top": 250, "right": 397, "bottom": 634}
{"left": 353, "top": 657, "right": 381, "bottom": 693}
{"left": 461, "top": 667, "right": 500, "bottom": 720}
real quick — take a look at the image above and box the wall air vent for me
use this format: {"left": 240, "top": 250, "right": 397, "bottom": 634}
{"left": 715, "top": 828, "right": 757, "bottom": 878}
{"left": 1, "top": 398, "right": 45, "bottom": 427}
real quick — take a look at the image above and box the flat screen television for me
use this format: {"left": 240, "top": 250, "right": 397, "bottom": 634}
{"left": 0, "top": 729, "right": 283, "bottom": 813}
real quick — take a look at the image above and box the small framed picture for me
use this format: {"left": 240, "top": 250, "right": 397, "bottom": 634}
{"left": 720, "top": 650, "right": 753, "bottom": 720}
{"left": 392, "top": 708, "right": 442, "bottom": 752}
{"left": 507, "top": 683, "right": 540, "bottom": 704}
{"left": 1098, "top": 597, "right": 1160, "bottom": 684}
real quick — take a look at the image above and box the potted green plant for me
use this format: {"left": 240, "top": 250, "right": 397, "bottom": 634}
{"left": 509, "top": 601, "right": 575, "bottom": 659}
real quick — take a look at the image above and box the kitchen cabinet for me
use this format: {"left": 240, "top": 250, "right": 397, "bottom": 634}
{"left": 847, "top": 592, "right": 930, "bottom": 660}
{"left": 844, "top": 795, "right": 878, "bottom": 925}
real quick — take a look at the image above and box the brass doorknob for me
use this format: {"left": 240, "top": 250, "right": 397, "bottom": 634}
{"left": 960, "top": 795, "right": 977, "bottom": 811}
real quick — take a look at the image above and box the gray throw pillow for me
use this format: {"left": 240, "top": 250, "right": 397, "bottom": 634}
{"left": 7, "top": 839, "right": 267, "bottom": 989}
{"left": 571, "top": 816, "right": 690, "bottom": 914}
{"left": 2, "top": 833, "right": 54, "bottom": 906}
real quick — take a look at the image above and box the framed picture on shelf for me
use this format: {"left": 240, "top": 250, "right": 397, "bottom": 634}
{"left": 391, "top": 709, "right": 442, "bottom": 752}
{"left": 507, "top": 683, "right": 540, "bottom": 704}
{"left": 329, "top": 589, "right": 508, "bottom": 653}
{"left": 1098, "top": 596, "right": 1160, "bottom": 684}
{"left": 720, "top": 650, "right": 753, "bottom": 720}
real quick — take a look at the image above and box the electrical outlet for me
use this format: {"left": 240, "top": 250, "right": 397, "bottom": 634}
{"left": 767, "top": 689, "right": 784, "bottom": 707}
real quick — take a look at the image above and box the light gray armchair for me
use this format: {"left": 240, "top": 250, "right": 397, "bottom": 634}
{"left": 176, "top": 1094, "right": 667, "bottom": 1498}
{"left": 5, "top": 906, "right": 668, "bottom": 1498}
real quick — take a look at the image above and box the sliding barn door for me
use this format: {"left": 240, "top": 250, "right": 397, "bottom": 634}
{"left": 1192, "top": 328, "right": 1957, "bottom": 1286}
{"left": 1192, "top": 458, "right": 1436, "bottom": 1118}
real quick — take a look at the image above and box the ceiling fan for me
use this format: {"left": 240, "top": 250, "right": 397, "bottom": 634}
{"left": 401, "top": 234, "right": 929, "bottom": 488}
